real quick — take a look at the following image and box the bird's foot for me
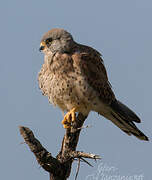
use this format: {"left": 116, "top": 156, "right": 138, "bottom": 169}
{"left": 62, "top": 107, "right": 77, "bottom": 129}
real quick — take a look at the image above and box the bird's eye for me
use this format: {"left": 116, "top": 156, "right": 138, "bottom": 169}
{"left": 45, "top": 38, "right": 52, "bottom": 44}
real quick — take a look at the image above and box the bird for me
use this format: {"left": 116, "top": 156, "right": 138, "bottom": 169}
{"left": 38, "top": 28, "right": 148, "bottom": 141}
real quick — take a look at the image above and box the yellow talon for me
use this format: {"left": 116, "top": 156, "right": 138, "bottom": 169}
{"left": 61, "top": 107, "right": 77, "bottom": 128}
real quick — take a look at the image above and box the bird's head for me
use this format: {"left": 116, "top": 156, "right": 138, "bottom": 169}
{"left": 39, "top": 28, "right": 75, "bottom": 54}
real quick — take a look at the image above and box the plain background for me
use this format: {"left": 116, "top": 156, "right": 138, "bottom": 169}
{"left": 0, "top": 0, "right": 151, "bottom": 179}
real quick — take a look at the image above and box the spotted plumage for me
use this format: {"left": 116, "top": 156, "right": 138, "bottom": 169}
{"left": 38, "top": 28, "right": 148, "bottom": 141}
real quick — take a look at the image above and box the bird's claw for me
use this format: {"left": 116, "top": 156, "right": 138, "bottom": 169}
{"left": 62, "top": 108, "right": 77, "bottom": 129}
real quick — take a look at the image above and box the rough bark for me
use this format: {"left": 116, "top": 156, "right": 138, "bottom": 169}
{"left": 19, "top": 113, "right": 101, "bottom": 180}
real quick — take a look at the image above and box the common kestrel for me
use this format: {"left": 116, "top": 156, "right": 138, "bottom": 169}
{"left": 38, "top": 28, "right": 148, "bottom": 141}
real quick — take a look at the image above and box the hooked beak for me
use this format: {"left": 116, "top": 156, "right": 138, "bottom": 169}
{"left": 39, "top": 41, "right": 46, "bottom": 52}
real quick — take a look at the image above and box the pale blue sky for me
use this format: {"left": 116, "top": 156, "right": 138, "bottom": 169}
{"left": 0, "top": 0, "right": 151, "bottom": 179}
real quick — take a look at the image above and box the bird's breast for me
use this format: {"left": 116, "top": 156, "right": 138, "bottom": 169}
{"left": 38, "top": 53, "right": 102, "bottom": 114}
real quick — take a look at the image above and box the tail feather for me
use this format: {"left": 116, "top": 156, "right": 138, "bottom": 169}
{"left": 111, "top": 100, "right": 141, "bottom": 123}
{"left": 105, "top": 100, "right": 149, "bottom": 141}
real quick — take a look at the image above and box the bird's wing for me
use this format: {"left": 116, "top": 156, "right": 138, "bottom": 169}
{"left": 72, "top": 49, "right": 148, "bottom": 141}
{"left": 72, "top": 47, "right": 115, "bottom": 104}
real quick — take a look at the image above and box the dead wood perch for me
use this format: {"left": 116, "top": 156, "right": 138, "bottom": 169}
{"left": 19, "top": 113, "right": 101, "bottom": 180}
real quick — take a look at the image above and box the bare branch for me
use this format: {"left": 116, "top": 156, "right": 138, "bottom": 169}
{"left": 75, "top": 158, "right": 80, "bottom": 180}
{"left": 19, "top": 113, "right": 101, "bottom": 180}
{"left": 70, "top": 151, "right": 101, "bottom": 160}
{"left": 19, "top": 126, "right": 64, "bottom": 176}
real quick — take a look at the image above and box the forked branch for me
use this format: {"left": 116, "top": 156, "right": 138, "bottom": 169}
{"left": 19, "top": 113, "right": 101, "bottom": 180}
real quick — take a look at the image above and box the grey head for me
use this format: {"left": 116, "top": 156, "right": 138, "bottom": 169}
{"left": 39, "top": 28, "right": 75, "bottom": 54}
